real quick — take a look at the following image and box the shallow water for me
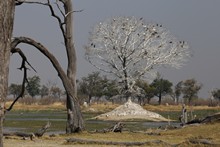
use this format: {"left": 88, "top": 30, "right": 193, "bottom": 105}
{"left": 4, "top": 109, "right": 218, "bottom": 134}
{"left": 3, "top": 110, "right": 181, "bottom": 134}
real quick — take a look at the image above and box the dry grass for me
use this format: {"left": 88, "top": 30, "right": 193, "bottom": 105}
{"left": 84, "top": 102, "right": 220, "bottom": 113}
{"left": 6, "top": 101, "right": 220, "bottom": 112}
{"left": 3, "top": 102, "right": 220, "bottom": 146}
{"left": 143, "top": 104, "right": 220, "bottom": 112}
{"left": 4, "top": 123, "right": 220, "bottom": 147}
{"left": 5, "top": 101, "right": 65, "bottom": 111}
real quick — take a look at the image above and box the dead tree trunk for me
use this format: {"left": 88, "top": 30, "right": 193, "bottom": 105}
{"left": 8, "top": 0, "right": 84, "bottom": 133}
{"left": 0, "top": 1, "right": 15, "bottom": 146}
{"left": 180, "top": 104, "right": 187, "bottom": 125}
{"left": 63, "top": 0, "right": 84, "bottom": 133}
{"left": 34, "top": 121, "right": 51, "bottom": 137}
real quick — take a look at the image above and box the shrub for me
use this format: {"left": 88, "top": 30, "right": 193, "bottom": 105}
{"left": 18, "top": 96, "right": 37, "bottom": 105}
{"left": 38, "top": 96, "right": 56, "bottom": 105}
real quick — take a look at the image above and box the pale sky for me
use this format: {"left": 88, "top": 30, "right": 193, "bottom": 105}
{"left": 10, "top": 0, "right": 220, "bottom": 98}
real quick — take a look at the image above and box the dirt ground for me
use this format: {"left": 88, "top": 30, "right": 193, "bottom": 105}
{"left": 4, "top": 136, "right": 67, "bottom": 147}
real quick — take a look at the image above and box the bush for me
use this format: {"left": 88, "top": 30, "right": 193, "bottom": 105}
{"left": 18, "top": 96, "right": 37, "bottom": 105}
{"left": 38, "top": 96, "right": 56, "bottom": 105}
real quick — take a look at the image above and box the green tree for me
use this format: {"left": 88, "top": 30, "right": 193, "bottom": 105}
{"left": 181, "top": 79, "right": 202, "bottom": 104}
{"left": 135, "top": 80, "right": 155, "bottom": 105}
{"left": 174, "top": 81, "right": 183, "bottom": 104}
{"left": 26, "top": 76, "right": 41, "bottom": 97}
{"left": 211, "top": 89, "right": 220, "bottom": 102}
{"left": 9, "top": 84, "right": 22, "bottom": 98}
{"left": 40, "top": 85, "right": 49, "bottom": 98}
{"left": 150, "top": 75, "right": 173, "bottom": 105}
{"left": 78, "top": 72, "right": 105, "bottom": 104}
{"left": 102, "top": 78, "right": 119, "bottom": 99}
{"left": 50, "top": 86, "right": 63, "bottom": 99}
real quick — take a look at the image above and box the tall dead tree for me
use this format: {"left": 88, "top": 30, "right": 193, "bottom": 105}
{"left": 0, "top": 0, "right": 15, "bottom": 146}
{"left": 8, "top": 0, "right": 84, "bottom": 133}
{"left": 85, "top": 16, "right": 190, "bottom": 98}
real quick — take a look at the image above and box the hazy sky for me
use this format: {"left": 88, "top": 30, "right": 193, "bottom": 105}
{"left": 10, "top": 0, "right": 220, "bottom": 98}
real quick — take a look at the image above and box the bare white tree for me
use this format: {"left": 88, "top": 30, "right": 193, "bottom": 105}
{"left": 85, "top": 16, "right": 190, "bottom": 95}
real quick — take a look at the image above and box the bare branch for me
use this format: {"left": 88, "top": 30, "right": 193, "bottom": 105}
{"left": 55, "top": 0, "right": 65, "bottom": 17}
{"left": 11, "top": 36, "right": 76, "bottom": 100}
{"left": 7, "top": 48, "right": 30, "bottom": 111}
{"left": 47, "top": 0, "right": 66, "bottom": 38}
{"left": 15, "top": 0, "right": 48, "bottom": 5}
{"left": 85, "top": 16, "right": 190, "bottom": 92}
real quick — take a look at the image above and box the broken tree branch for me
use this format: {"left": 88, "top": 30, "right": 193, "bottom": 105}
{"left": 4, "top": 121, "right": 51, "bottom": 140}
{"left": 11, "top": 36, "right": 76, "bottom": 101}
{"left": 15, "top": 0, "right": 48, "bottom": 6}
{"left": 6, "top": 48, "right": 37, "bottom": 111}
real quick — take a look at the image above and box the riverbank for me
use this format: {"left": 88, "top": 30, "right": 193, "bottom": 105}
{"left": 4, "top": 123, "right": 220, "bottom": 146}
{"left": 3, "top": 102, "right": 220, "bottom": 146}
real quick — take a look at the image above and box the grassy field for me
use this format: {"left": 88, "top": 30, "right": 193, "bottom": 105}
{"left": 4, "top": 123, "right": 220, "bottom": 146}
{"left": 3, "top": 102, "right": 220, "bottom": 146}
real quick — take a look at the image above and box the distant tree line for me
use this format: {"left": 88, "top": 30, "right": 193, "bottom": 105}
{"left": 8, "top": 75, "right": 64, "bottom": 100}
{"left": 8, "top": 72, "right": 220, "bottom": 106}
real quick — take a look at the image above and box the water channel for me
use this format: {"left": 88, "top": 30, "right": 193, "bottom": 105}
{"left": 4, "top": 108, "right": 219, "bottom": 134}
{"left": 3, "top": 110, "right": 182, "bottom": 134}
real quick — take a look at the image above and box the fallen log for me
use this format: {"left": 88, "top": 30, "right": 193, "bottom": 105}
{"left": 4, "top": 132, "right": 35, "bottom": 140}
{"left": 188, "top": 138, "right": 214, "bottom": 145}
{"left": 200, "top": 113, "right": 220, "bottom": 124}
{"left": 4, "top": 121, "right": 51, "bottom": 139}
{"left": 89, "top": 122, "right": 125, "bottom": 133}
{"left": 110, "top": 122, "right": 124, "bottom": 132}
{"left": 186, "top": 112, "right": 220, "bottom": 125}
{"left": 66, "top": 138, "right": 171, "bottom": 146}
{"left": 34, "top": 121, "right": 51, "bottom": 137}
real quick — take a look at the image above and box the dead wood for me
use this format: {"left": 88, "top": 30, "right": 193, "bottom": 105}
{"left": 186, "top": 112, "right": 220, "bottom": 125}
{"left": 4, "top": 121, "right": 51, "bottom": 139}
{"left": 200, "top": 113, "right": 220, "bottom": 123}
{"left": 34, "top": 121, "right": 51, "bottom": 137}
{"left": 188, "top": 138, "right": 215, "bottom": 145}
{"left": 110, "top": 122, "right": 124, "bottom": 132}
{"left": 66, "top": 138, "right": 171, "bottom": 146}
{"left": 89, "top": 122, "right": 125, "bottom": 133}
{"left": 4, "top": 132, "right": 35, "bottom": 140}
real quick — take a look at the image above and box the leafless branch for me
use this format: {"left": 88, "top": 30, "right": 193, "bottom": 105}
{"left": 15, "top": 0, "right": 48, "bottom": 5}
{"left": 55, "top": 0, "right": 65, "bottom": 17}
{"left": 11, "top": 36, "right": 75, "bottom": 100}
{"left": 47, "top": 0, "right": 66, "bottom": 38}
{"left": 85, "top": 16, "right": 190, "bottom": 92}
{"left": 6, "top": 48, "right": 32, "bottom": 111}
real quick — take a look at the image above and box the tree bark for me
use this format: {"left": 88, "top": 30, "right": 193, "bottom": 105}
{"left": 0, "top": 0, "right": 15, "bottom": 146}
{"left": 11, "top": 36, "right": 84, "bottom": 133}
{"left": 10, "top": 0, "right": 84, "bottom": 133}
{"left": 63, "top": 0, "right": 84, "bottom": 133}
